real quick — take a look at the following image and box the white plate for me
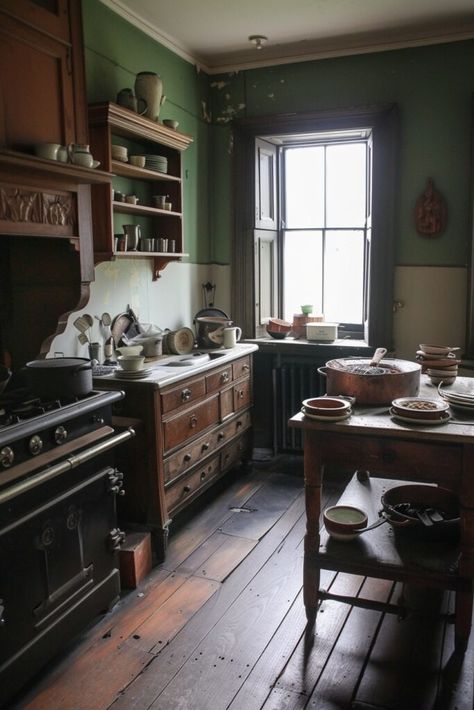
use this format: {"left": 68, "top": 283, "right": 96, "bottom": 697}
{"left": 301, "top": 406, "right": 352, "bottom": 422}
{"left": 389, "top": 408, "right": 451, "bottom": 425}
{"left": 115, "top": 368, "right": 153, "bottom": 379}
{"left": 448, "top": 402, "right": 474, "bottom": 414}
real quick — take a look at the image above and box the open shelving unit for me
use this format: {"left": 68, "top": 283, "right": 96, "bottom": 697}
{"left": 88, "top": 102, "right": 193, "bottom": 279}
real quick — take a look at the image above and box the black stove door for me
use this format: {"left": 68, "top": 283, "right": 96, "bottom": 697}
{"left": 0, "top": 465, "right": 122, "bottom": 704}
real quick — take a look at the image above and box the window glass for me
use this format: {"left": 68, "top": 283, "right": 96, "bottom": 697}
{"left": 326, "top": 143, "right": 366, "bottom": 228}
{"left": 285, "top": 147, "right": 324, "bottom": 228}
{"left": 324, "top": 230, "right": 364, "bottom": 323}
{"left": 283, "top": 230, "right": 323, "bottom": 321}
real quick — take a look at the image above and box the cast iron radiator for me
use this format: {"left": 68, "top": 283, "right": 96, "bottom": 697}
{"left": 273, "top": 362, "right": 325, "bottom": 452}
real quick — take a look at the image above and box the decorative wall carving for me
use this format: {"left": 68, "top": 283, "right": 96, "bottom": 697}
{"left": 415, "top": 178, "right": 447, "bottom": 237}
{"left": 0, "top": 187, "right": 75, "bottom": 228}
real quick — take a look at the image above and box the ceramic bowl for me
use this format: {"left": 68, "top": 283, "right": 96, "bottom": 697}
{"left": 267, "top": 318, "right": 292, "bottom": 333}
{"left": 115, "top": 345, "right": 143, "bottom": 357}
{"left": 323, "top": 505, "right": 368, "bottom": 541}
{"left": 301, "top": 305, "right": 313, "bottom": 315}
{"left": 391, "top": 397, "right": 449, "bottom": 420}
{"left": 266, "top": 329, "right": 288, "bottom": 339}
{"left": 302, "top": 397, "right": 351, "bottom": 416}
{"left": 419, "top": 344, "right": 459, "bottom": 356}
{"left": 117, "top": 355, "right": 145, "bottom": 372}
{"left": 429, "top": 375, "right": 457, "bottom": 386}
{"left": 163, "top": 119, "right": 179, "bottom": 130}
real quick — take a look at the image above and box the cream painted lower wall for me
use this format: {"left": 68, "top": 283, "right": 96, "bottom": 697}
{"left": 393, "top": 266, "right": 467, "bottom": 360}
{"left": 50, "top": 262, "right": 467, "bottom": 363}
{"left": 49, "top": 260, "right": 231, "bottom": 359}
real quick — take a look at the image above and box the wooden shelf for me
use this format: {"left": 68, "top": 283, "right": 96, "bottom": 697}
{"left": 111, "top": 160, "right": 180, "bottom": 183}
{"left": 0, "top": 149, "right": 113, "bottom": 185}
{"left": 89, "top": 102, "right": 193, "bottom": 152}
{"left": 113, "top": 201, "right": 182, "bottom": 218}
{"left": 88, "top": 101, "right": 192, "bottom": 278}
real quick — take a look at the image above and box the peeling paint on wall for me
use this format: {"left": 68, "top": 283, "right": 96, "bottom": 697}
{"left": 201, "top": 100, "right": 212, "bottom": 123}
{"left": 210, "top": 81, "right": 229, "bottom": 90}
{"left": 216, "top": 102, "right": 246, "bottom": 124}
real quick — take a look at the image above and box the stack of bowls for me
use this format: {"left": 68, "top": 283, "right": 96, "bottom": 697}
{"left": 416, "top": 344, "right": 461, "bottom": 385}
{"left": 266, "top": 318, "right": 292, "bottom": 339}
{"left": 111, "top": 144, "right": 128, "bottom": 162}
{"left": 301, "top": 396, "right": 352, "bottom": 422}
{"left": 145, "top": 154, "right": 168, "bottom": 173}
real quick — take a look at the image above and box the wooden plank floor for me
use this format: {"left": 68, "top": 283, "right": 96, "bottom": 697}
{"left": 9, "top": 456, "right": 474, "bottom": 710}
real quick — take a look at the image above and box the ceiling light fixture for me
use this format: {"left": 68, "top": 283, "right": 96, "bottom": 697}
{"left": 248, "top": 35, "right": 268, "bottom": 50}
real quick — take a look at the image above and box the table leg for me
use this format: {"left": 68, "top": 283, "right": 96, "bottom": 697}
{"left": 303, "top": 430, "right": 323, "bottom": 624}
{"left": 454, "top": 589, "right": 473, "bottom": 651}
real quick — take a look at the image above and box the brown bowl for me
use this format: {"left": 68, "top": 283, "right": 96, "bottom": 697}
{"left": 267, "top": 318, "right": 292, "bottom": 333}
{"left": 266, "top": 328, "right": 288, "bottom": 340}
{"left": 302, "top": 396, "right": 351, "bottom": 416}
{"left": 391, "top": 397, "right": 449, "bottom": 420}
{"left": 323, "top": 505, "right": 368, "bottom": 541}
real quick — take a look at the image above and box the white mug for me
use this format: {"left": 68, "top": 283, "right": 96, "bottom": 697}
{"left": 223, "top": 326, "right": 242, "bottom": 349}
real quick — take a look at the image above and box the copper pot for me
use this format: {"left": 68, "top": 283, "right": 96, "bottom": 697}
{"left": 318, "top": 357, "right": 421, "bottom": 405}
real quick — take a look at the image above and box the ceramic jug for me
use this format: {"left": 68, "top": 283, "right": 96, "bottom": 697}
{"left": 123, "top": 224, "right": 141, "bottom": 251}
{"left": 116, "top": 88, "right": 147, "bottom": 115}
{"left": 68, "top": 143, "right": 93, "bottom": 168}
{"left": 134, "top": 72, "right": 165, "bottom": 122}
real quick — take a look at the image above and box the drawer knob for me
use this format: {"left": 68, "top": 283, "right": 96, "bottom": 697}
{"left": 242, "top": 364, "right": 250, "bottom": 372}
{"left": 221, "top": 372, "right": 230, "bottom": 383}
{"left": 189, "top": 414, "right": 198, "bottom": 428}
{"left": 181, "top": 388, "right": 192, "bottom": 401}
{"left": 218, "top": 432, "right": 225, "bottom": 441}
{"left": 184, "top": 453, "right": 192, "bottom": 462}
{"left": 236, "top": 419, "right": 242, "bottom": 428}
{"left": 238, "top": 390, "right": 244, "bottom": 399}
{"left": 200, "top": 471, "right": 207, "bottom": 480}
{"left": 183, "top": 485, "right": 192, "bottom": 494}
{"left": 202, "top": 442, "right": 210, "bottom": 451}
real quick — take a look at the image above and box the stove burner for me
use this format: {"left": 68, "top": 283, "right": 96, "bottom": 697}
{"left": 0, "top": 389, "right": 106, "bottom": 429}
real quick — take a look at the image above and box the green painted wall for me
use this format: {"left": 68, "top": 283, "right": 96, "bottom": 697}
{"left": 82, "top": 0, "right": 211, "bottom": 263}
{"left": 210, "top": 40, "right": 474, "bottom": 266}
{"left": 82, "top": 2, "right": 474, "bottom": 269}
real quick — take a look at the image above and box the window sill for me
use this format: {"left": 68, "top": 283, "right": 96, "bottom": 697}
{"left": 244, "top": 336, "right": 373, "bottom": 358}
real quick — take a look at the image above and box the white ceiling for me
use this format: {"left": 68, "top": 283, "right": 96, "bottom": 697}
{"left": 101, "top": 0, "right": 474, "bottom": 73}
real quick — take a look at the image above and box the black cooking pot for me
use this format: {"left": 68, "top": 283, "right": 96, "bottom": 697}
{"left": 24, "top": 358, "right": 93, "bottom": 399}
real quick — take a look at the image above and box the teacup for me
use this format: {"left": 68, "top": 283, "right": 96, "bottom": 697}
{"left": 152, "top": 195, "right": 166, "bottom": 208}
{"left": 34, "top": 143, "right": 61, "bottom": 160}
{"left": 125, "top": 195, "right": 139, "bottom": 205}
{"left": 117, "top": 355, "right": 145, "bottom": 371}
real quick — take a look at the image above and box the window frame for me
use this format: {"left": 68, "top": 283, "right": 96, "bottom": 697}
{"left": 232, "top": 104, "right": 399, "bottom": 348}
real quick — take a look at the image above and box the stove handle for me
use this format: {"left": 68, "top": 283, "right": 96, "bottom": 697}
{"left": 0, "top": 428, "right": 135, "bottom": 505}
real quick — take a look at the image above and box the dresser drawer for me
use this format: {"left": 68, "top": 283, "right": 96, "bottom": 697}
{"left": 163, "top": 395, "right": 219, "bottom": 451}
{"left": 220, "top": 431, "right": 251, "bottom": 471}
{"left": 233, "top": 378, "right": 251, "bottom": 412}
{"left": 163, "top": 410, "right": 252, "bottom": 485}
{"left": 165, "top": 455, "right": 220, "bottom": 513}
{"left": 206, "top": 365, "right": 233, "bottom": 393}
{"left": 233, "top": 356, "right": 251, "bottom": 380}
{"left": 160, "top": 377, "right": 206, "bottom": 414}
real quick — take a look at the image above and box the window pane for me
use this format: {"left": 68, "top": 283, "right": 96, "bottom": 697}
{"left": 324, "top": 231, "right": 364, "bottom": 324}
{"left": 326, "top": 143, "right": 366, "bottom": 228}
{"left": 283, "top": 230, "right": 323, "bottom": 321}
{"left": 285, "top": 147, "right": 324, "bottom": 228}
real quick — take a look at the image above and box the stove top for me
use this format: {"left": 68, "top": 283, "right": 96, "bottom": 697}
{"left": 0, "top": 388, "right": 124, "bottom": 448}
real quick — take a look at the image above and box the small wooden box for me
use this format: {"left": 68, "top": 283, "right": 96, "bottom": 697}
{"left": 119, "top": 532, "right": 152, "bottom": 588}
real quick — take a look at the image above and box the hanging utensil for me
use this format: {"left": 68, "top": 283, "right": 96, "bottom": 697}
{"left": 202, "top": 281, "right": 216, "bottom": 308}
{"left": 78, "top": 333, "right": 89, "bottom": 346}
{"left": 73, "top": 315, "right": 91, "bottom": 333}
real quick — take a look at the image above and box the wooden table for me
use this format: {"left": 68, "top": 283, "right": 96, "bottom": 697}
{"left": 289, "top": 377, "right": 474, "bottom": 650}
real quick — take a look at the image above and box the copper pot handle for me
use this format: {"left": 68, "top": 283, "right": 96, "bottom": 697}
{"left": 370, "top": 347, "right": 387, "bottom": 367}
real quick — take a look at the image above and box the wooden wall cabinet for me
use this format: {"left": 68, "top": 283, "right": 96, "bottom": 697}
{"left": 95, "top": 353, "right": 253, "bottom": 560}
{"left": 88, "top": 102, "right": 193, "bottom": 280}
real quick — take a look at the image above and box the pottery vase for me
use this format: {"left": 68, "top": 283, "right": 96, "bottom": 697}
{"left": 134, "top": 72, "right": 164, "bottom": 122}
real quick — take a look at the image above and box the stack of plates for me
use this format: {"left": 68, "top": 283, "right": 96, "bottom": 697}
{"left": 416, "top": 343, "right": 461, "bottom": 385}
{"left": 111, "top": 144, "right": 128, "bottom": 162}
{"left": 145, "top": 155, "right": 168, "bottom": 173}
{"left": 438, "top": 382, "right": 474, "bottom": 414}
{"left": 390, "top": 397, "right": 451, "bottom": 425}
{"left": 114, "top": 367, "right": 153, "bottom": 380}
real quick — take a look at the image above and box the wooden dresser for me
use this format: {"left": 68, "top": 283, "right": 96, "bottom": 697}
{"left": 94, "top": 345, "right": 256, "bottom": 560}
